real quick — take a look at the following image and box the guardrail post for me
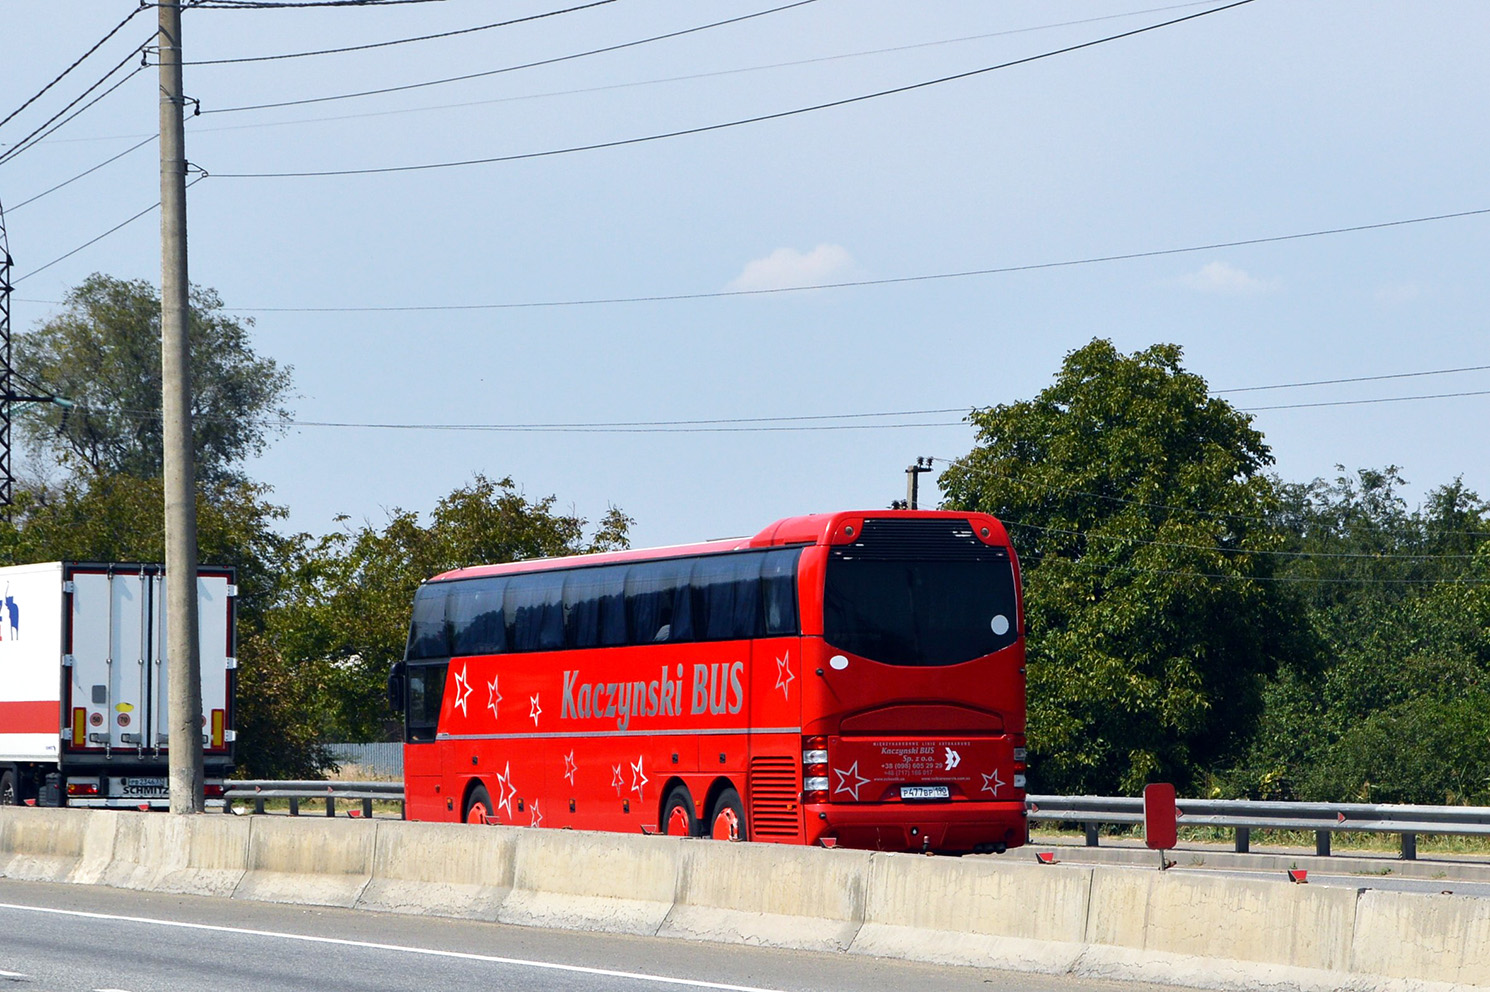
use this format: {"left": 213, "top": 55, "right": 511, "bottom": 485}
{"left": 325, "top": 796, "right": 335, "bottom": 817}
{"left": 363, "top": 797, "right": 373, "bottom": 818}
{"left": 1234, "top": 827, "right": 1250, "bottom": 853}
{"left": 254, "top": 796, "right": 265, "bottom": 815}
{"left": 1315, "top": 830, "right": 1331, "bottom": 856}
{"left": 1401, "top": 833, "right": 1417, "bottom": 860}
{"left": 289, "top": 797, "right": 299, "bottom": 816}
{"left": 1085, "top": 823, "right": 1100, "bottom": 847}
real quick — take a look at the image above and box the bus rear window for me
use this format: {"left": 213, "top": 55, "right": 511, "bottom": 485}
{"left": 823, "top": 556, "right": 1018, "bottom": 666}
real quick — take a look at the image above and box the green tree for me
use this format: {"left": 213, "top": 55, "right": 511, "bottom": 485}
{"left": 939, "top": 339, "right": 1313, "bottom": 794}
{"left": 269, "top": 474, "right": 632, "bottom": 741}
{"left": 16, "top": 273, "right": 293, "bottom": 483}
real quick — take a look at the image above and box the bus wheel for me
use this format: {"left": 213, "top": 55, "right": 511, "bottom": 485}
{"left": 707, "top": 788, "right": 746, "bottom": 842}
{"left": 0, "top": 770, "right": 16, "bottom": 806}
{"left": 662, "top": 786, "right": 697, "bottom": 837}
{"left": 464, "top": 785, "right": 494, "bottom": 825}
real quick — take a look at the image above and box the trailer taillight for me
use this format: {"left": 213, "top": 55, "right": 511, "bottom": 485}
{"left": 66, "top": 782, "right": 98, "bottom": 797}
{"left": 203, "top": 784, "right": 224, "bottom": 798}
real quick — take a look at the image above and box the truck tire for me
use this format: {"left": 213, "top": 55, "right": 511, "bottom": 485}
{"left": 0, "top": 770, "right": 17, "bottom": 806}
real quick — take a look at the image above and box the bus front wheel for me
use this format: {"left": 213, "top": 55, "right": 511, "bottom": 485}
{"left": 464, "top": 785, "right": 494, "bottom": 825}
{"left": 707, "top": 788, "right": 745, "bottom": 842}
{"left": 662, "top": 786, "right": 697, "bottom": 837}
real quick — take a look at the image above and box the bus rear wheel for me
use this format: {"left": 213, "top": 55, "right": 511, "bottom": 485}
{"left": 464, "top": 785, "right": 494, "bottom": 824}
{"left": 662, "top": 786, "right": 697, "bottom": 837}
{"left": 707, "top": 787, "right": 745, "bottom": 842}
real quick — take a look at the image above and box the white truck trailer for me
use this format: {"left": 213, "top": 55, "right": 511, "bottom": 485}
{"left": 0, "top": 562, "right": 236, "bottom": 808}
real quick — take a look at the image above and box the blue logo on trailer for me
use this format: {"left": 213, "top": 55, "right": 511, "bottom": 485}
{"left": 3, "top": 583, "right": 17, "bottom": 640}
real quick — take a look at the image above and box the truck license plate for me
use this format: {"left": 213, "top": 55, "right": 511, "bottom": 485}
{"left": 122, "top": 777, "right": 168, "bottom": 798}
{"left": 899, "top": 785, "right": 950, "bottom": 800}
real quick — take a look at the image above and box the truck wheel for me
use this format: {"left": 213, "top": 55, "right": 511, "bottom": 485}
{"left": 707, "top": 787, "right": 746, "bottom": 842}
{"left": 0, "top": 770, "right": 16, "bottom": 806}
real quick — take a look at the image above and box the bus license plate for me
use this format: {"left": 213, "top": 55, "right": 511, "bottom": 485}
{"left": 900, "top": 785, "right": 950, "bottom": 801}
{"left": 122, "top": 777, "right": 168, "bottom": 797}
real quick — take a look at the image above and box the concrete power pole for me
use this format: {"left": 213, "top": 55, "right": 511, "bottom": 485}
{"left": 158, "top": 1, "right": 204, "bottom": 815}
{"left": 904, "top": 457, "right": 933, "bottom": 510}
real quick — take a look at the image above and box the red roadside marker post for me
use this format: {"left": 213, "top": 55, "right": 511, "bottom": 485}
{"left": 1144, "top": 782, "right": 1178, "bottom": 870}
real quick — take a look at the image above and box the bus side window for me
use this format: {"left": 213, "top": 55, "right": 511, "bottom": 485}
{"left": 692, "top": 553, "right": 763, "bottom": 641}
{"left": 450, "top": 577, "right": 507, "bottom": 656}
{"left": 506, "top": 572, "right": 565, "bottom": 652}
{"left": 761, "top": 548, "right": 801, "bottom": 636}
{"left": 625, "top": 559, "right": 693, "bottom": 644}
{"left": 564, "top": 566, "right": 627, "bottom": 649}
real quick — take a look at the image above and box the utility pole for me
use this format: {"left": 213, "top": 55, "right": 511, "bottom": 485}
{"left": 158, "top": 0, "right": 204, "bottom": 815}
{"left": 904, "top": 457, "right": 934, "bottom": 510}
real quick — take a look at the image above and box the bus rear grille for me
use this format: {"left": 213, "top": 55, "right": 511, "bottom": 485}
{"left": 831, "top": 518, "right": 1010, "bottom": 562}
{"left": 748, "top": 756, "right": 800, "bottom": 838}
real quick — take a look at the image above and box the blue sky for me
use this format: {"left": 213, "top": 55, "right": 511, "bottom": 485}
{"left": 3, "top": 0, "right": 1487, "bottom": 548}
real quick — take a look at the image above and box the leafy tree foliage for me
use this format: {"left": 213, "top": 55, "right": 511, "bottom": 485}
{"left": 267, "top": 475, "right": 632, "bottom": 741}
{"left": 940, "top": 339, "right": 1313, "bottom": 794}
{"left": 16, "top": 274, "right": 293, "bottom": 483}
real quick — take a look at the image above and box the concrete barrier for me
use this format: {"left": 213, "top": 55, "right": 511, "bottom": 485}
{"left": 500, "top": 827, "right": 680, "bottom": 935}
{"left": 233, "top": 815, "right": 375, "bottom": 908}
{"left": 2, "top": 806, "right": 1488, "bottom": 991}
{"left": 851, "top": 854, "right": 1092, "bottom": 973}
{"left": 357, "top": 819, "right": 514, "bottom": 919}
{"left": 661, "top": 840, "right": 872, "bottom": 951}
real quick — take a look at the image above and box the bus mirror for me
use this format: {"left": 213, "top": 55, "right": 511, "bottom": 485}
{"left": 387, "top": 662, "right": 406, "bottom": 711}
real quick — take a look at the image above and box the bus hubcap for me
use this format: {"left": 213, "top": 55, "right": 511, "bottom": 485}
{"left": 712, "top": 808, "right": 740, "bottom": 841}
{"left": 466, "top": 803, "right": 491, "bottom": 825}
{"left": 666, "top": 805, "right": 691, "bottom": 836}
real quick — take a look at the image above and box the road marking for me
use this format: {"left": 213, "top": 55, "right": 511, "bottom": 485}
{"left": 0, "top": 903, "right": 791, "bottom": 992}
{"left": 0, "top": 970, "right": 29, "bottom": 979}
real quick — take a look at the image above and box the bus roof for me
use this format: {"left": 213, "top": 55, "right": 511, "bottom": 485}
{"left": 426, "top": 509, "right": 1009, "bottom": 583}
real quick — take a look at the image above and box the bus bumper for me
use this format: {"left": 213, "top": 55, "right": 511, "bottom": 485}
{"left": 802, "top": 800, "right": 1027, "bottom": 853}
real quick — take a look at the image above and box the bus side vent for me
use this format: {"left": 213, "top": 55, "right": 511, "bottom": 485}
{"left": 832, "top": 518, "right": 1010, "bottom": 562}
{"left": 748, "top": 756, "right": 801, "bottom": 838}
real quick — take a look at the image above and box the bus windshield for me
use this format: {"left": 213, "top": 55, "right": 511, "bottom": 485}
{"left": 823, "top": 556, "right": 1018, "bottom": 666}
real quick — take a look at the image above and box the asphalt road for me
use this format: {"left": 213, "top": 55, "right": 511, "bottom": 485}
{"left": 0, "top": 878, "right": 1201, "bottom": 992}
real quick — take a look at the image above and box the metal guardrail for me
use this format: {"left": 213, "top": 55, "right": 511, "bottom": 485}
{"left": 1027, "top": 794, "right": 1490, "bottom": 860}
{"left": 222, "top": 780, "right": 404, "bottom": 818}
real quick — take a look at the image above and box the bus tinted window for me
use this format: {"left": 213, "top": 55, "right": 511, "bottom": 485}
{"left": 824, "top": 557, "right": 1018, "bottom": 666}
{"left": 564, "top": 566, "right": 627, "bottom": 649}
{"left": 405, "top": 660, "right": 447, "bottom": 741}
{"left": 406, "top": 583, "right": 452, "bottom": 660}
{"left": 450, "top": 578, "right": 507, "bottom": 656}
{"left": 507, "top": 572, "right": 565, "bottom": 652}
{"left": 761, "top": 548, "right": 800, "bottom": 636}
{"left": 692, "top": 554, "right": 763, "bottom": 640}
{"left": 626, "top": 559, "right": 694, "bottom": 643}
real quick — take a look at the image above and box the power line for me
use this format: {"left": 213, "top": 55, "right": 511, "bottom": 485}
{"left": 0, "top": 6, "right": 147, "bottom": 134}
{"left": 188, "top": 0, "right": 455, "bottom": 8}
{"left": 12, "top": 174, "right": 208, "bottom": 285}
{"left": 211, "top": 0, "right": 1259, "bottom": 174}
{"left": 181, "top": 0, "right": 617, "bottom": 65}
{"left": 0, "top": 43, "right": 151, "bottom": 166}
{"left": 6, "top": 136, "right": 158, "bottom": 213}
{"left": 194, "top": 205, "right": 1490, "bottom": 312}
{"left": 169, "top": 1, "right": 1215, "bottom": 133}
{"left": 202, "top": 0, "right": 824, "bottom": 115}
{"left": 1248, "top": 389, "right": 1490, "bottom": 412}
{"left": 1216, "top": 365, "right": 1490, "bottom": 394}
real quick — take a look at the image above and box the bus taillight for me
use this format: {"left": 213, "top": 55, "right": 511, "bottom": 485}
{"left": 1013, "top": 734, "right": 1028, "bottom": 790}
{"left": 803, "top": 736, "right": 829, "bottom": 802}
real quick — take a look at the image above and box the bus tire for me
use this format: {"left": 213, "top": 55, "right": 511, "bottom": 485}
{"left": 0, "top": 770, "right": 16, "bottom": 806}
{"left": 661, "top": 785, "right": 697, "bottom": 837}
{"left": 464, "top": 785, "right": 494, "bottom": 824}
{"left": 707, "top": 787, "right": 746, "bottom": 842}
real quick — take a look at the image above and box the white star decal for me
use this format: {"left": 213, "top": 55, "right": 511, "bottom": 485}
{"left": 486, "top": 675, "right": 502, "bottom": 721}
{"left": 833, "top": 761, "right": 871, "bottom": 801}
{"left": 529, "top": 799, "right": 543, "bottom": 828}
{"left": 611, "top": 763, "right": 625, "bottom": 796}
{"left": 452, "top": 664, "right": 473, "bottom": 716}
{"left": 980, "top": 770, "right": 1004, "bottom": 797}
{"left": 775, "top": 653, "right": 795, "bottom": 700}
{"left": 529, "top": 693, "right": 542, "bottom": 727}
{"left": 630, "top": 756, "right": 649, "bottom": 801}
{"left": 496, "top": 760, "right": 518, "bottom": 816}
{"left": 563, "top": 750, "right": 577, "bottom": 785}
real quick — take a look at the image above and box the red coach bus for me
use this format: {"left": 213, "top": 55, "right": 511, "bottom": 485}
{"left": 388, "top": 510, "right": 1027, "bottom": 853}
